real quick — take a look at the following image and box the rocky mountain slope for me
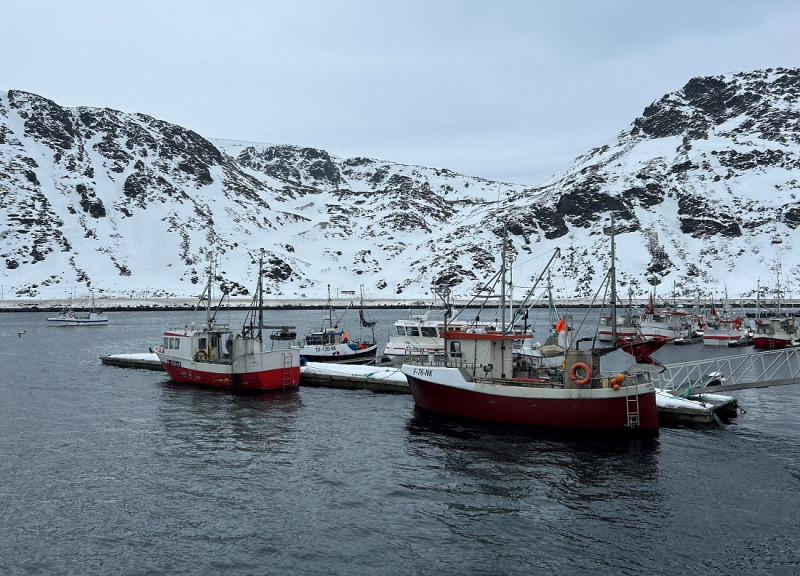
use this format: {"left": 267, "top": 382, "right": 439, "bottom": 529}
{"left": 1, "top": 67, "right": 799, "bottom": 303}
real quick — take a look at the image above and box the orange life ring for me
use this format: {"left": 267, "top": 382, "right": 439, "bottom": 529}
{"left": 570, "top": 362, "right": 592, "bottom": 386}
{"left": 195, "top": 350, "right": 208, "bottom": 361}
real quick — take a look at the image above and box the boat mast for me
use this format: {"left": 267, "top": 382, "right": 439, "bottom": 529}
{"left": 501, "top": 224, "right": 507, "bottom": 332}
{"left": 206, "top": 258, "right": 213, "bottom": 328}
{"left": 610, "top": 221, "right": 618, "bottom": 345}
{"left": 756, "top": 279, "right": 761, "bottom": 319}
{"left": 327, "top": 284, "right": 333, "bottom": 330}
{"left": 257, "top": 250, "right": 264, "bottom": 346}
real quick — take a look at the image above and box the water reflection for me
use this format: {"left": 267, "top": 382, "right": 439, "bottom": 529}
{"left": 404, "top": 407, "right": 663, "bottom": 507}
{"left": 156, "top": 379, "right": 303, "bottom": 459}
{"left": 401, "top": 407, "right": 667, "bottom": 572}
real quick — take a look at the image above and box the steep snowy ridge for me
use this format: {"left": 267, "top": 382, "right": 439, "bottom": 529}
{"left": 1, "top": 67, "right": 799, "bottom": 302}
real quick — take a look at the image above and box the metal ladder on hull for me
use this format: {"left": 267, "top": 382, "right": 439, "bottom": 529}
{"left": 624, "top": 385, "right": 641, "bottom": 428}
{"left": 281, "top": 353, "right": 295, "bottom": 388}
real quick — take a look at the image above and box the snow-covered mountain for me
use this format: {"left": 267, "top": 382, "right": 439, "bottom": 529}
{"left": 1, "top": 67, "right": 799, "bottom": 303}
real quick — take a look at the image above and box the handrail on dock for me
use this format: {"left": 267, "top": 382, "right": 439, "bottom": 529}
{"left": 657, "top": 348, "right": 800, "bottom": 392}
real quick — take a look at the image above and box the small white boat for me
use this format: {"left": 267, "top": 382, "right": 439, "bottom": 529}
{"left": 47, "top": 309, "right": 108, "bottom": 326}
{"left": 47, "top": 292, "right": 108, "bottom": 326}
{"left": 381, "top": 309, "right": 494, "bottom": 365}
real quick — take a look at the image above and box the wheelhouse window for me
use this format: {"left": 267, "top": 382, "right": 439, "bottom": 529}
{"left": 421, "top": 327, "right": 438, "bottom": 337}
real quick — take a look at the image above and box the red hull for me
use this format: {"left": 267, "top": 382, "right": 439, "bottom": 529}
{"left": 162, "top": 363, "right": 300, "bottom": 391}
{"left": 406, "top": 375, "right": 659, "bottom": 431}
{"left": 752, "top": 336, "right": 794, "bottom": 350}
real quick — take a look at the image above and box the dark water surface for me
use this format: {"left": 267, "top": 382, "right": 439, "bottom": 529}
{"left": 2, "top": 309, "right": 799, "bottom": 575}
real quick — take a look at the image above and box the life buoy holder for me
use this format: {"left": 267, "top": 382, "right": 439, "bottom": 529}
{"left": 195, "top": 350, "right": 208, "bottom": 361}
{"left": 570, "top": 362, "right": 592, "bottom": 386}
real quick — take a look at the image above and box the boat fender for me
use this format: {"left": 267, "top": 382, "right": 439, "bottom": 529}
{"left": 68, "top": 313, "right": 74, "bottom": 318}
{"left": 195, "top": 350, "right": 208, "bottom": 361}
{"left": 570, "top": 362, "right": 592, "bottom": 386}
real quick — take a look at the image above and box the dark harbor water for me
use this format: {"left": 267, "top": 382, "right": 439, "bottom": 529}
{"left": 2, "top": 308, "right": 800, "bottom": 575}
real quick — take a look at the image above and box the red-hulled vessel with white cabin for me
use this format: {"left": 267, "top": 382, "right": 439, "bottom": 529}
{"left": 752, "top": 316, "right": 799, "bottom": 350}
{"left": 155, "top": 252, "right": 300, "bottom": 391}
{"left": 401, "top": 230, "right": 661, "bottom": 432}
{"left": 402, "top": 329, "right": 660, "bottom": 431}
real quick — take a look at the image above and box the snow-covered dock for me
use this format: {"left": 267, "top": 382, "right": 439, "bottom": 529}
{"left": 100, "top": 353, "right": 408, "bottom": 392}
{"left": 101, "top": 353, "right": 736, "bottom": 424}
{"left": 298, "top": 362, "right": 408, "bottom": 393}
{"left": 101, "top": 352, "right": 164, "bottom": 371}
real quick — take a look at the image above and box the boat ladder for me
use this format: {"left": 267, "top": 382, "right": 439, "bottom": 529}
{"left": 282, "top": 353, "right": 295, "bottom": 388}
{"left": 624, "top": 385, "right": 641, "bottom": 428}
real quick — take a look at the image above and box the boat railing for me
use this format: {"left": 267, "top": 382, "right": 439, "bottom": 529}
{"left": 656, "top": 348, "right": 800, "bottom": 392}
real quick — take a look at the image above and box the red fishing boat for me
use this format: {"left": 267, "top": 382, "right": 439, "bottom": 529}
{"left": 402, "top": 330, "right": 661, "bottom": 431}
{"left": 752, "top": 316, "right": 799, "bottom": 350}
{"left": 401, "top": 229, "right": 661, "bottom": 432}
{"left": 155, "top": 252, "right": 300, "bottom": 391}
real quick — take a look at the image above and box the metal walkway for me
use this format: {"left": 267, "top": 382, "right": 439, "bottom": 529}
{"left": 657, "top": 347, "right": 800, "bottom": 394}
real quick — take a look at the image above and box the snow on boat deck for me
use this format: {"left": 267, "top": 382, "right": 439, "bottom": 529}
{"left": 100, "top": 353, "right": 736, "bottom": 423}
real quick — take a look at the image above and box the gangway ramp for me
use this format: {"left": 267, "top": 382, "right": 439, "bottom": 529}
{"left": 657, "top": 348, "right": 800, "bottom": 394}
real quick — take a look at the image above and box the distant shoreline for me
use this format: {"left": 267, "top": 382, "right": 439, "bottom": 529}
{"left": 1, "top": 297, "right": 795, "bottom": 313}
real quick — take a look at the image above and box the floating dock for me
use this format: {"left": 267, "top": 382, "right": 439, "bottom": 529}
{"left": 101, "top": 352, "right": 164, "bottom": 371}
{"left": 101, "top": 353, "right": 741, "bottom": 425}
{"left": 100, "top": 353, "right": 409, "bottom": 393}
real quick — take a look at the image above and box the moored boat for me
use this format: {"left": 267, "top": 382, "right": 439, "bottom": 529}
{"left": 47, "top": 308, "right": 108, "bottom": 326}
{"left": 154, "top": 252, "right": 300, "bottom": 391}
{"left": 381, "top": 309, "right": 495, "bottom": 365}
{"left": 702, "top": 317, "right": 753, "bottom": 347}
{"left": 402, "top": 331, "right": 661, "bottom": 431}
{"left": 47, "top": 291, "right": 108, "bottom": 326}
{"left": 401, "top": 229, "right": 661, "bottom": 432}
{"left": 597, "top": 292, "right": 703, "bottom": 343}
{"left": 298, "top": 285, "right": 378, "bottom": 364}
{"left": 752, "top": 316, "right": 799, "bottom": 350}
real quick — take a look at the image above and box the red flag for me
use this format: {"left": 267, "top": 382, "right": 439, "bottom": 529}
{"left": 645, "top": 292, "right": 655, "bottom": 314}
{"left": 556, "top": 318, "right": 566, "bottom": 333}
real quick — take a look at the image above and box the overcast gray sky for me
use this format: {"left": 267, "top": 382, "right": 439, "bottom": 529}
{"left": 1, "top": 0, "right": 798, "bottom": 184}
